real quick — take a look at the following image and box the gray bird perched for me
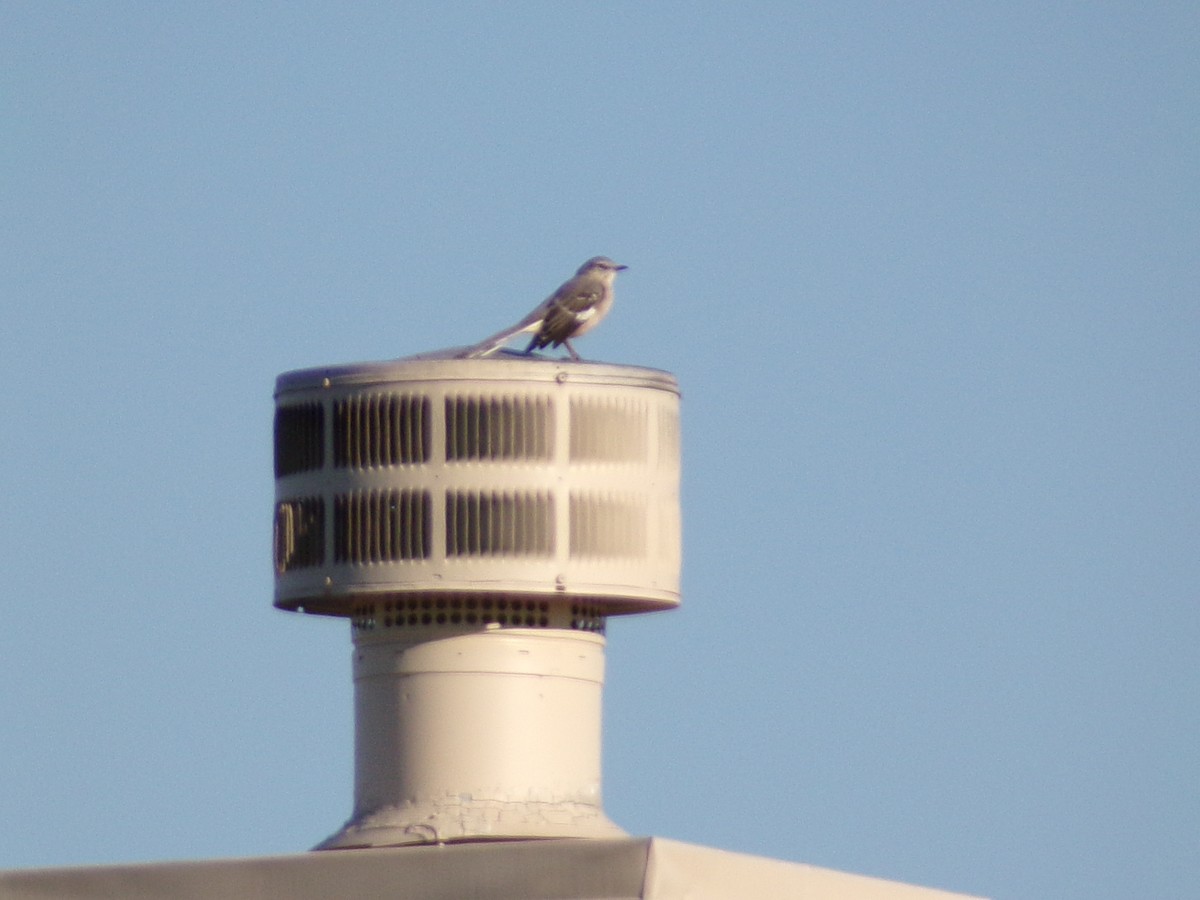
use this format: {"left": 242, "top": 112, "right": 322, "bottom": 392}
{"left": 461, "top": 256, "right": 628, "bottom": 360}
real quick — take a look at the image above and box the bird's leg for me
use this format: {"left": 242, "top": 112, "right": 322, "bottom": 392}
{"left": 564, "top": 340, "right": 582, "bottom": 361}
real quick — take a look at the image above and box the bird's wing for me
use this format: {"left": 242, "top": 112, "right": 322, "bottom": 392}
{"left": 533, "top": 284, "right": 603, "bottom": 348}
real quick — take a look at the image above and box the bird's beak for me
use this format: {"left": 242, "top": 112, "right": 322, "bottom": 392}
{"left": 616, "top": 264, "right": 629, "bottom": 271}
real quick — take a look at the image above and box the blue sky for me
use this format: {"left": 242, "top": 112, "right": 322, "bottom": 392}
{"left": 2, "top": 4, "right": 1197, "bottom": 898}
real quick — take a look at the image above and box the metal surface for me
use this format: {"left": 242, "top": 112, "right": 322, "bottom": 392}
{"left": 0, "top": 837, "right": 987, "bottom": 899}
{"left": 270, "top": 354, "right": 682, "bottom": 848}
{"left": 273, "top": 355, "right": 682, "bottom": 617}
{"left": 318, "top": 625, "right": 623, "bottom": 849}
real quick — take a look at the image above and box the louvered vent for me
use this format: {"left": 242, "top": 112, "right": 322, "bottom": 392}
{"left": 275, "top": 403, "right": 324, "bottom": 476}
{"left": 569, "top": 492, "right": 647, "bottom": 558}
{"left": 334, "top": 489, "right": 431, "bottom": 563}
{"left": 273, "top": 496, "right": 325, "bottom": 573}
{"left": 445, "top": 395, "right": 553, "bottom": 461}
{"left": 570, "top": 397, "right": 648, "bottom": 463}
{"left": 446, "top": 490, "right": 554, "bottom": 557}
{"left": 273, "top": 356, "right": 680, "bottom": 616}
{"left": 658, "top": 397, "right": 681, "bottom": 469}
{"left": 334, "top": 393, "right": 429, "bottom": 468}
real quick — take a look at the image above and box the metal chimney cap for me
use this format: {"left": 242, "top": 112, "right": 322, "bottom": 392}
{"left": 273, "top": 353, "right": 682, "bottom": 617}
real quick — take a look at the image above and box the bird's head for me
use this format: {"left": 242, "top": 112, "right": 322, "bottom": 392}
{"left": 577, "top": 256, "right": 628, "bottom": 276}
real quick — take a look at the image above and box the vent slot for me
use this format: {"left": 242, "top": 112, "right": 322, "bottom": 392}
{"left": 275, "top": 403, "right": 325, "bottom": 477}
{"left": 334, "top": 393, "right": 430, "bottom": 469}
{"left": 446, "top": 491, "right": 555, "bottom": 556}
{"left": 569, "top": 492, "right": 647, "bottom": 558}
{"left": 570, "top": 602, "right": 608, "bottom": 634}
{"left": 569, "top": 397, "right": 648, "bottom": 463}
{"left": 445, "top": 394, "right": 553, "bottom": 461}
{"left": 352, "top": 596, "right": 557, "bottom": 632}
{"left": 658, "top": 406, "right": 681, "bottom": 469}
{"left": 274, "top": 496, "right": 326, "bottom": 573}
{"left": 334, "top": 489, "right": 432, "bottom": 564}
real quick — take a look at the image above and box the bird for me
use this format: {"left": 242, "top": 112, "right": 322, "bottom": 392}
{"left": 461, "top": 256, "right": 627, "bottom": 360}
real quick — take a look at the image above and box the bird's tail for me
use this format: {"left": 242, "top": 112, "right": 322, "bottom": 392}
{"left": 457, "top": 322, "right": 533, "bottom": 359}
{"left": 457, "top": 301, "right": 549, "bottom": 359}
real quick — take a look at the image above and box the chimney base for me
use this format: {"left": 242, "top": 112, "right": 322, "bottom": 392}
{"left": 317, "top": 624, "right": 623, "bottom": 849}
